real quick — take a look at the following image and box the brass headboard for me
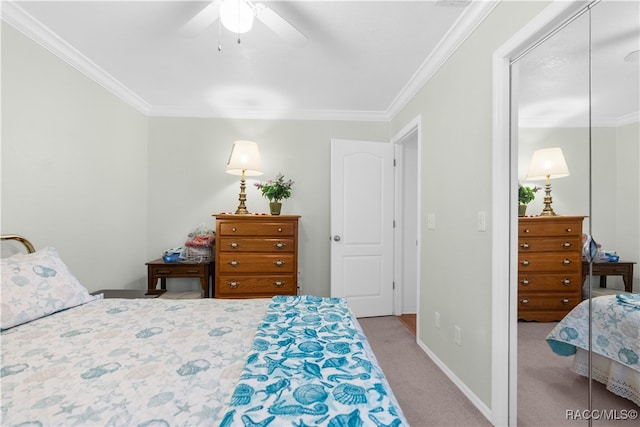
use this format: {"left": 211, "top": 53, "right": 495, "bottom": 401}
{"left": 1, "top": 235, "right": 36, "bottom": 254}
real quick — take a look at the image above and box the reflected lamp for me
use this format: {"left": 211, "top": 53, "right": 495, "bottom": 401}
{"left": 526, "top": 147, "right": 570, "bottom": 216}
{"left": 226, "top": 140, "right": 262, "bottom": 215}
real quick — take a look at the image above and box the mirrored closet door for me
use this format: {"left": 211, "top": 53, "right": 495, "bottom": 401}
{"left": 514, "top": 0, "right": 639, "bottom": 424}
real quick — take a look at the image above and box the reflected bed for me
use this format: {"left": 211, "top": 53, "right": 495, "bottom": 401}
{"left": 546, "top": 294, "right": 640, "bottom": 406}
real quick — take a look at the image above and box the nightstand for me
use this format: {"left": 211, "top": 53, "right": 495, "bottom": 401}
{"left": 146, "top": 258, "right": 214, "bottom": 298}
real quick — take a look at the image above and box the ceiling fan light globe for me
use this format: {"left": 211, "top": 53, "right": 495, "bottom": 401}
{"left": 220, "top": 0, "right": 254, "bottom": 34}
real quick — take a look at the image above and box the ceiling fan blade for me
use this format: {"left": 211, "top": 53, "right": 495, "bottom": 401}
{"left": 254, "top": 3, "right": 308, "bottom": 47}
{"left": 179, "top": 1, "right": 221, "bottom": 38}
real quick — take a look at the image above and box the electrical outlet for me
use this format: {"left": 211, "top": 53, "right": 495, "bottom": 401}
{"left": 454, "top": 326, "right": 462, "bottom": 345}
{"left": 435, "top": 312, "right": 440, "bottom": 329}
{"left": 427, "top": 213, "right": 436, "bottom": 229}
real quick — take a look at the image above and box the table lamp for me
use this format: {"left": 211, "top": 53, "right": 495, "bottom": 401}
{"left": 525, "top": 147, "right": 569, "bottom": 216}
{"left": 226, "top": 140, "right": 263, "bottom": 214}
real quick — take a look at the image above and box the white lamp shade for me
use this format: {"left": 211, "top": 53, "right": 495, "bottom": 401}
{"left": 220, "top": 0, "right": 254, "bottom": 34}
{"left": 226, "top": 140, "right": 263, "bottom": 176}
{"left": 526, "top": 147, "right": 570, "bottom": 180}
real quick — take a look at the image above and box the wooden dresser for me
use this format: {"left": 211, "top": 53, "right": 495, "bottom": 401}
{"left": 213, "top": 214, "right": 300, "bottom": 298}
{"left": 518, "top": 216, "right": 585, "bottom": 322}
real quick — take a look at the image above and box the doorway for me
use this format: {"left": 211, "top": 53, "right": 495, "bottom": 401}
{"left": 392, "top": 118, "right": 420, "bottom": 323}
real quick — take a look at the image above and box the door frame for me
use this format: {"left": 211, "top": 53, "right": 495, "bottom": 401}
{"left": 391, "top": 116, "right": 422, "bottom": 320}
{"left": 491, "top": 1, "right": 587, "bottom": 425}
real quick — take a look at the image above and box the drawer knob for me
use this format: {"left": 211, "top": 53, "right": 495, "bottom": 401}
{"left": 520, "top": 279, "right": 530, "bottom": 286}
{"left": 521, "top": 260, "right": 530, "bottom": 266}
{"left": 228, "top": 260, "right": 239, "bottom": 267}
{"left": 561, "top": 298, "right": 570, "bottom": 305}
{"left": 274, "top": 260, "right": 285, "bottom": 267}
{"left": 521, "top": 299, "right": 529, "bottom": 305}
{"left": 228, "top": 242, "right": 239, "bottom": 249}
{"left": 562, "top": 242, "right": 572, "bottom": 248}
{"left": 566, "top": 228, "right": 572, "bottom": 233}
{"left": 523, "top": 229, "right": 530, "bottom": 233}
{"left": 562, "top": 279, "right": 571, "bottom": 285}
{"left": 520, "top": 243, "right": 530, "bottom": 249}
{"left": 273, "top": 281, "right": 284, "bottom": 288}
{"left": 227, "top": 281, "right": 239, "bottom": 288}
{"left": 277, "top": 227, "right": 283, "bottom": 232}
{"left": 231, "top": 227, "right": 237, "bottom": 232}
{"left": 562, "top": 259, "right": 571, "bottom": 266}
{"left": 275, "top": 242, "right": 287, "bottom": 249}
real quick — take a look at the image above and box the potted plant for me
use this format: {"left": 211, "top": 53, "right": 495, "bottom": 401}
{"left": 255, "top": 173, "right": 294, "bottom": 215}
{"left": 518, "top": 184, "right": 540, "bottom": 216}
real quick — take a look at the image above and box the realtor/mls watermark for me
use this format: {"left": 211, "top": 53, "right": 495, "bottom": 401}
{"left": 566, "top": 409, "right": 638, "bottom": 421}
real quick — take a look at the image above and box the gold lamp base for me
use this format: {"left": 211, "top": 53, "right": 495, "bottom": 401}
{"left": 539, "top": 176, "right": 557, "bottom": 216}
{"left": 234, "top": 170, "right": 250, "bottom": 215}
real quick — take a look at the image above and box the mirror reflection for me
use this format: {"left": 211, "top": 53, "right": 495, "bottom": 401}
{"left": 516, "top": 0, "right": 639, "bottom": 423}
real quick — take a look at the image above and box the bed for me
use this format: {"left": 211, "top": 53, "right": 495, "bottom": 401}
{"left": 546, "top": 293, "right": 640, "bottom": 406}
{"left": 0, "top": 236, "right": 407, "bottom": 426}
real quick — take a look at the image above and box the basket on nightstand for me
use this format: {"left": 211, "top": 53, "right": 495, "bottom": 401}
{"left": 183, "top": 245, "right": 212, "bottom": 263}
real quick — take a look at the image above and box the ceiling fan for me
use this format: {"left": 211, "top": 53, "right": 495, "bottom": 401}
{"left": 180, "top": 0, "right": 308, "bottom": 47}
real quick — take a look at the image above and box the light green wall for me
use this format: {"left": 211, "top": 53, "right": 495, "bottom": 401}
{"left": 390, "top": 0, "right": 550, "bottom": 408}
{"left": 146, "top": 117, "right": 389, "bottom": 296}
{"left": 1, "top": 23, "right": 149, "bottom": 292}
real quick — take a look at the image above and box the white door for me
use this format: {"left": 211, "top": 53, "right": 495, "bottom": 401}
{"left": 330, "top": 139, "right": 394, "bottom": 317}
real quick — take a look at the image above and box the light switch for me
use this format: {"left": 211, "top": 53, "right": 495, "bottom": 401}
{"left": 427, "top": 213, "right": 436, "bottom": 230}
{"left": 477, "top": 211, "right": 486, "bottom": 232}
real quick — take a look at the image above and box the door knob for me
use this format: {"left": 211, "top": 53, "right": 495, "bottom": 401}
{"left": 333, "top": 235, "right": 341, "bottom": 242}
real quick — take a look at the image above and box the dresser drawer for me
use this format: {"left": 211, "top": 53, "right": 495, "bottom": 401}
{"left": 518, "top": 252, "right": 581, "bottom": 272}
{"left": 518, "top": 273, "right": 581, "bottom": 291}
{"left": 218, "top": 253, "right": 295, "bottom": 273}
{"left": 218, "top": 237, "right": 295, "bottom": 253}
{"left": 518, "top": 293, "right": 579, "bottom": 310}
{"left": 219, "top": 221, "right": 295, "bottom": 236}
{"left": 518, "top": 236, "right": 581, "bottom": 253}
{"left": 216, "top": 275, "right": 296, "bottom": 297}
{"left": 519, "top": 219, "right": 582, "bottom": 237}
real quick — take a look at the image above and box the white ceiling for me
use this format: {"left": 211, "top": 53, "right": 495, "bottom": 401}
{"left": 2, "top": 1, "right": 638, "bottom": 124}
{"left": 3, "top": 0, "right": 486, "bottom": 120}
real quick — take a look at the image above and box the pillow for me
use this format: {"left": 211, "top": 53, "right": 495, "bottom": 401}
{"left": 1, "top": 247, "right": 97, "bottom": 329}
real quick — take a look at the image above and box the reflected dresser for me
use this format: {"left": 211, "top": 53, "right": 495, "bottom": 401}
{"left": 213, "top": 214, "right": 300, "bottom": 298}
{"left": 518, "top": 216, "right": 585, "bottom": 322}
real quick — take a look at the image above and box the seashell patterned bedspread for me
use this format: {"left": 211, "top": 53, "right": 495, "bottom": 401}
{"left": 546, "top": 294, "right": 640, "bottom": 372}
{"left": 219, "top": 295, "right": 408, "bottom": 426}
{"left": 1, "top": 295, "right": 407, "bottom": 426}
{"left": 1, "top": 297, "right": 271, "bottom": 426}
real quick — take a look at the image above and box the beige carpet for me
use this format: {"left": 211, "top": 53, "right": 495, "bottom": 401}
{"left": 358, "top": 316, "right": 491, "bottom": 426}
{"left": 359, "top": 316, "right": 639, "bottom": 427}
{"left": 517, "top": 321, "right": 639, "bottom": 427}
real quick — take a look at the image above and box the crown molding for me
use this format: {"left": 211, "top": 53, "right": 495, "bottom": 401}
{"left": 519, "top": 110, "right": 640, "bottom": 128}
{"left": 386, "top": 0, "right": 499, "bottom": 120}
{"left": 1, "top": 1, "right": 152, "bottom": 115}
{"left": 2, "top": 0, "right": 494, "bottom": 122}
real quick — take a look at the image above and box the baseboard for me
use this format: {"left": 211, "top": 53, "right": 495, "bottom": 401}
{"left": 416, "top": 337, "right": 493, "bottom": 424}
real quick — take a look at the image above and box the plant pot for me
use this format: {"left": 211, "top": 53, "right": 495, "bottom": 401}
{"left": 518, "top": 204, "right": 527, "bottom": 217}
{"left": 269, "top": 202, "right": 282, "bottom": 215}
